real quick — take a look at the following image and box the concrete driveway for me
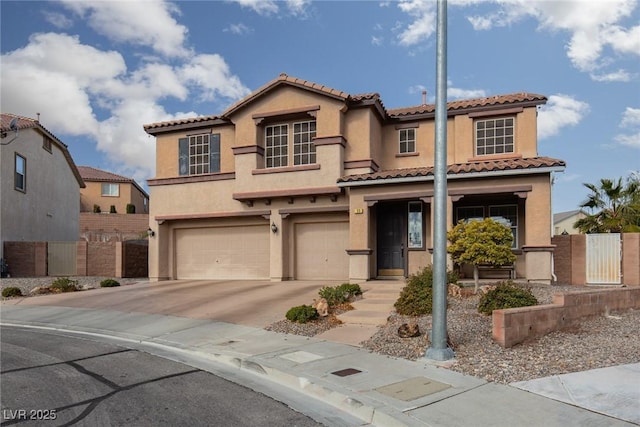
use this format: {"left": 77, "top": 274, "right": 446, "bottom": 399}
{"left": 2, "top": 280, "right": 345, "bottom": 328}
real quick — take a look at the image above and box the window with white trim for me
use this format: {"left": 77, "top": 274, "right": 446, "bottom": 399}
{"left": 101, "top": 183, "right": 120, "bottom": 197}
{"left": 489, "top": 205, "right": 518, "bottom": 248}
{"left": 399, "top": 128, "right": 416, "bottom": 154}
{"left": 266, "top": 124, "right": 289, "bottom": 168}
{"left": 265, "top": 120, "right": 316, "bottom": 168}
{"left": 475, "top": 117, "right": 514, "bottom": 156}
{"left": 293, "top": 121, "right": 316, "bottom": 165}
{"left": 15, "top": 153, "right": 26, "bottom": 192}
{"left": 178, "top": 133, "right": 221, "bottom": 176}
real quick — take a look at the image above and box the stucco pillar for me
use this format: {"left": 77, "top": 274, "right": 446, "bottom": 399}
{"left": 149, "top": 221, "right": 169, "bottom": 281}
{"left": 347, "top": 193, "right": 371, "bottom": 281}
{"left": 270, "top": 213, "right": 286, "bottom": 281}
{"left": 622, "top": 233, "right": 640, "bottom": 286}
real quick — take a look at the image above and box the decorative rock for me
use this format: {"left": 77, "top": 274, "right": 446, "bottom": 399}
{"left": 397, "top": 323, "right": 420, "bottom": 338}
{"left": 29, "top": 286, "right": 50, "bottom": 295}
{"left": 312, "top": 298, "right": 329, "bottom": 317}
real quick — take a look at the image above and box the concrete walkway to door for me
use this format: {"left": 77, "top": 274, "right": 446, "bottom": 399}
{"left": 0, "top": 279, "right": 399, "bottom": 331}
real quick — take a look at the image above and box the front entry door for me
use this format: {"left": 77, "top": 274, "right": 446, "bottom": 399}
{"left": 377, "top": 203, "right": 406, "bottom": 277}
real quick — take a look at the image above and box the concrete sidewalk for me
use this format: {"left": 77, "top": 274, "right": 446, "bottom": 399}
{"left": 1, "top": 305, "right": 637, "bottom": 426}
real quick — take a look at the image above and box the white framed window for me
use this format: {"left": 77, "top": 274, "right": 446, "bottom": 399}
{"left": 43, "top": 136, "right": 52, "bottom": 153}
{"left": 475, "top": 117, "right": 514, "bottom": 156}
{"left": 455, "top": 206, "right": 484, "bottom": 223}
{"left": 265, "top": 124, "right": 289, "bottom": 168}
{"left": 178, "top": 133, "right": 220, "bottom": 176}
{"left": 399, "top": 128, "right": 416, "bottom": 154}
{"left": 15, "top": 153, "right": 26, "bottom": 192}
{"left": 189, "top": 134, "right": 210, "bottom": 175}
{"left": 408, "top": 201, "right": 423, "bottom": 249}
{"left": 101, "top": 183, "right": 120, "bottom": 197}
{"left": 293, "top": 120, "right": 316, "bottom": 165}
{"left": 489, "top": 205, "right": 518, "bottom": 248}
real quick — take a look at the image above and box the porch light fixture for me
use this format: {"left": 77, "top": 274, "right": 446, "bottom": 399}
{"left": 147, "top": 227, "right": 155, "bottom": 237}
{"left": 271, "top": 222, "right": 278, "bottom": 233}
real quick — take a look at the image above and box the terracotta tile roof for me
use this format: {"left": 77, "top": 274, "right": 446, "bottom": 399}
{"left": 387, "top": 93, "right": 547, "bottom": 117}
{"left": 143, "top": 74, "right": 546, "bottom": 133}
{"left": 338, "top": 156, "right": 565, "bottom": 183}
{"left": 78, "top": 166, "right": 148, "bottom": 197}
{"left": 1, "top": 113, "right": 85, "bottom": 188}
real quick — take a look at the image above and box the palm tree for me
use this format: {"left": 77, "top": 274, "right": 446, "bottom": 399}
{"left": 574, "top": 175, "right": 640, "bottom": 233}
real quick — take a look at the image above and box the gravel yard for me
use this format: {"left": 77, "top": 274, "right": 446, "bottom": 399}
{"left": 3, "top": 277, "right": 638, "bottom": 385}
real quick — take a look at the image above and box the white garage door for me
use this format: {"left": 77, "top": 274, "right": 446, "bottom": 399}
{"left": 295, "top": 222, "right": 349, "bottom": 280}
{"left": 175, "top": 225, "right": 269, "bottom": 279}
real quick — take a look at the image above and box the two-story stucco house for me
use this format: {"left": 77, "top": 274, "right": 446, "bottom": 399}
{"left": 143, "top": 74, "right": 565, "bottom": 283}
{"left": 78, "top": 166, "right": 149, "bottom": 214}
{"left": 0, "top": 113, "right": 85, "bottom": 259}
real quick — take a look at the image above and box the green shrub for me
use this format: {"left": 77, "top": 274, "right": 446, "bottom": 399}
{"left": 318, "top": 283, "right": 362, "bottom": 306}
{"left": 100, "top": 279, "right": 120, "bottom": 287}
{"left": 394, "top": 266, "right": 458, "bottom": 316}
{"left": 93, "top": 204, "right": 101, "bottom": 213}
{"left": 50, "top": 277, "right": 79, "bottom": 293}
{"left": 126, "top": 204, "right": 136, "bottom": 214}
{"left": 478, "top": 281, "right": 538, "bottom": 315}
{"left": 2, "top": 287, "right": 22, "bottom": 297}
{"left": 109, "top": 205, "right": 117, "bottom": 214}
{"left": 285, "top": 305, "right": 318, "bottom": 323}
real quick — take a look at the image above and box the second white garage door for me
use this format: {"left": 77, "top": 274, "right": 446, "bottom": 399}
{"left": 295, "top": 222, "right": 349, "bottom": 280}
{"left": 175, "top": 225, "right": 269, "bottom": 279}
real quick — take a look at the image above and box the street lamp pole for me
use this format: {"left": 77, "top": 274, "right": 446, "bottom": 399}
{"left": 426, "top": 0, "right": 454, "bottom": 361}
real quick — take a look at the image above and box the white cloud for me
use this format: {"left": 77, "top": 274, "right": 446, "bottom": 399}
{"left": 231, "top": 0, "right": 280, "bottom": 15}
{"left": 447, "top": 86, "right": 486, "bottom": 100}
{"left": 616, "top": 107, "right": 640, "bottom": 148}
{"left": 286, "top": 0, "right": 312, "bottom": 17}
{"left": 396, "top": 0, "right": 437, "bottom": 46}
{"left": 60, "top": 0, "right": 189, "bottom": 58}
{"left": 396, "top": 0, "right": 640, "bottom": 80}
{"left": 224, "top": 23, "right": 253, "bottom": 35}
{"left": 42, "top": 11, "right": 73, "bottom": 29}
{"left": 537, "top": 94, "right": 590, "bottom": 139}
{"left": 371, "top": 36, "right": 383, "bottom": 46}
{"left": 1, "top": 16, "right": 249, "bottom": 181}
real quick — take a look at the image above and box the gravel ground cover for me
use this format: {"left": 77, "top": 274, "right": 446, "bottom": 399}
{"left": 1, "top": 276, "right": 142, "bottom": 298}
{"left": 3, "top": 278, "right": 638, "bottom": 385}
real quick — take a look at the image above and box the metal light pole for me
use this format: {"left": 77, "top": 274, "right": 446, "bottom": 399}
{"left": 426, "top": 0, "right": 454, "bottom": 361}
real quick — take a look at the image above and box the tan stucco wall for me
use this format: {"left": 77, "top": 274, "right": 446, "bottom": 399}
{"left": 0, "top": 128, "right": 80, "bottom": 258}
{"left": 147, "top": 82, "right": 553, "bottom": 282}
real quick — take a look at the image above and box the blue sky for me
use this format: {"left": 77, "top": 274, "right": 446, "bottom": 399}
{"left": 1, "top": 0, "right": 638, "bottom": 214}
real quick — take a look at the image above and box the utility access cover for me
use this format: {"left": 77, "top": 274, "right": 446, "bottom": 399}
{"left": 375, "top": 377, "right": 451, "bottom": 401}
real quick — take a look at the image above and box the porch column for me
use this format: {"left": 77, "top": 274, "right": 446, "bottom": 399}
{"left": 270, "top": 213, "right": 286, "bottom": 281}
{"left": 149, "top": 221, "right": 170, "bottom": 281}
{"left": 347, "top": 194, "right": 372, "bottom": 281}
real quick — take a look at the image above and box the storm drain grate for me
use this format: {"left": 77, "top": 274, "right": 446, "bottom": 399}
{"left": 375, "top": 377, "right": 451, "bottom": 401}
{"left": 331, "top": 368, "right": 362, "bottom": 377}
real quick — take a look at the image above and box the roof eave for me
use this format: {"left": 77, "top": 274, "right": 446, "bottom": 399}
{"left": 338, "top": 165, "right": 566, "bottom": 188}
{"left": 144, "top": 117, "right": 230, "bottom": 136}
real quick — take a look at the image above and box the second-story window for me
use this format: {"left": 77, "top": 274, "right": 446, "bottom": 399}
{"left": 265, "top": 124, "right": 288, "bottom": 168}
{"left": 399, "top": 128, "right": 416, "bottom": 154}
{"left": 265, "top": 120, "right": 316, "bottom": 168}
{"left": 178, "top": 133, "right": 221, "bottom": 176}
{"left": 15, "top": 153, "right": 26, "bottom": 192}
{"left": 101, "top": 183, "right": 119, "bottom": 197}
{"left": 293, "top": 121, "right": 316, "bottom": 165}
{"left": 475, "top": 117, "right": 514, "bottom": 156}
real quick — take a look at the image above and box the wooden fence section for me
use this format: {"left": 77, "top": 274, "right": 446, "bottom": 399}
{"left": 3, "top": 240, "right": 148, "bottom": 278}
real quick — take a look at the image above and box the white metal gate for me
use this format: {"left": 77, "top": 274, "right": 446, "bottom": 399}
{"left": 586, "top": 233, "right": 621, "bottom": 284}
{"left": 48, "top": 242, "right": 77, "bottom": 276}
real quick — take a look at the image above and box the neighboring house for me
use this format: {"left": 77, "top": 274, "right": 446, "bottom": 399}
{"left": 0, "top": 113, "right": 85, "bottom": 259}
{"left": 554, "top": 210, "right": 585, "bottom": 235}
{"left": 143, "top": 73, "right": 565, "bottom": 283}
{"left": 78, "top": 166, "right": 149, "bottom": 214}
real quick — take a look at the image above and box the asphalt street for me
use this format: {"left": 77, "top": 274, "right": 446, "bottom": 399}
{"left": 0, "top": 326, "right": 324, "bottom": 427}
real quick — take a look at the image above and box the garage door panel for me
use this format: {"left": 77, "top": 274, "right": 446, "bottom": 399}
{"left": 295, "top": 222, "right": 349, "bottom": 280}
{"left": 176, "top": 225, "right": 269, "bottom": 279}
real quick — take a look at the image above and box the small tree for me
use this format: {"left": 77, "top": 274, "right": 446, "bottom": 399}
{"left": 447, "top": 218, "right": 516, "bottom": 294}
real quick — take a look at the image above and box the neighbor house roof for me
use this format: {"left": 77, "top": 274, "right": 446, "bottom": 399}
{"left": 1, "top": 113, "right": 85, "bottom": 188}
{"left": 78, "top": 166, "right": 149, "bottom": 198}
{"left": 143, "top": 73, "right": 548, "bottom": 134}
{"left": 553, "top": 210, "right": 583, "bottom": 224}
{"left": 338, "top": 157, "right": 566, "bottom": 185}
